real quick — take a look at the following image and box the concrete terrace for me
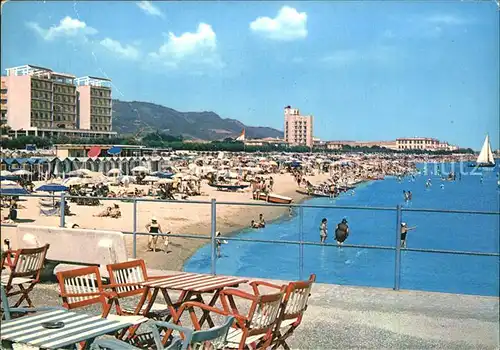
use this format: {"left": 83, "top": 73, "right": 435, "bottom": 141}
{"left": 3, "top": 277, "right": 498, "bottom": 349}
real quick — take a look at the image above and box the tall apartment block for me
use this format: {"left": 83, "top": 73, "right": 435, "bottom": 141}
{"left": 1, "top": 65, "right": 116, "bottom": 139}
{"left": 284, "top": 106, "right": 314, "bottom": 148}
{"left": 75, "top": 76, "right": 113, "bottom": 132}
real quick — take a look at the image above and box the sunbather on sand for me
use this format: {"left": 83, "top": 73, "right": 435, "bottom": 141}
{"left": 93, "top": 206, "right": 112, "bottom": 217}
{"left": 109, "top": 204, "right": 121, "bottom": 218}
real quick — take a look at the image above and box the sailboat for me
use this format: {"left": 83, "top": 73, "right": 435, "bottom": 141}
{"left": 470, "top": 134, "right": 496, "bottom": 168}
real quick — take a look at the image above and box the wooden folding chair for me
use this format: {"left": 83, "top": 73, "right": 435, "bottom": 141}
{"left": 215, "top": 288, "right": 285, "bottom": 349}
{"left": 106, "top": 259, "right": 171, "bottom": 319}
{"left": 1, "top": 244, "right": 50, "bottom": 307}
{"left": 250, "top": 274, "right": 316, "bottom": 350}
{"left": 56, "top": 265, "right": 148, "bottom": 342}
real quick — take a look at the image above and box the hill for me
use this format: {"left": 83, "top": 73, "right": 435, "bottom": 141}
{"left": 111, "top": 100, "right": 282, "bottom": 140}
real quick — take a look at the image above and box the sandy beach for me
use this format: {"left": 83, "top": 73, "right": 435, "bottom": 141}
{"left": 2, "top": 172, "right": 331, "bottom": 271}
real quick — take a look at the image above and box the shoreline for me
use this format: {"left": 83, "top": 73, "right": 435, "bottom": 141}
{"left": 140, "top": 183, "right": 314, "bottom": 272}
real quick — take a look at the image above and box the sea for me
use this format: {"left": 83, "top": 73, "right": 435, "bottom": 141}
{"left": 184, "top": 162, "right": 500, "bottom": 296}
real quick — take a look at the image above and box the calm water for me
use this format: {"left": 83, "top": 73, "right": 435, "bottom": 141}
{"left": 184, "top": 163, "right": 500, "bottom": 296}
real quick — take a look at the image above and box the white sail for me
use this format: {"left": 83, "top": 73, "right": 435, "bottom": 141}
{"left": 477, "top": 134, "right": 495, "bottom": 164}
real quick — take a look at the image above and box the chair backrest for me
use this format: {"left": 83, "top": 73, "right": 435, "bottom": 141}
{"left": 106, "top": 260, "right": 148, "bottom": 298}
{"left": 7, "top": 244, "right": 50, "bottom": 282}
{"left": 190, "top": 316, "right": 235, "bottom": 349}
{"left": 247, "top": 291, "right": 285, "bottom": 335}
{"left": 282, "top": 274, "right": 316, "bottom": 320}
{"left": 56, "top": 266, "right": 107, "bottom": 311}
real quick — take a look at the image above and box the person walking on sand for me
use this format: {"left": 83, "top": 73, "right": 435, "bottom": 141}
{"left": 335, "top": 218, "right": 349, "bottom": 246}
{"left": 400, "top": 222, "right": 417, "bottom": 248}
{"left": 145, "top": 216, "right": 162, "bottom": 252}
{"left": 319, "top": 218, "right": 328, "bottom": 244}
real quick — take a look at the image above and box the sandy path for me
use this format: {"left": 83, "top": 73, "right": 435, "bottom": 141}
{"left": 2, "top": 172, "right": 331, "bottom": 271}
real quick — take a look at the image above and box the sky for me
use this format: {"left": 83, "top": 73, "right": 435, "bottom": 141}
{"left": 1, "top": 0, "right": 499, "bottom": 150}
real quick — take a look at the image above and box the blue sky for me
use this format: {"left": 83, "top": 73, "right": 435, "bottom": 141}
{"left": 1, "top": 1, "right": 498, "bottom": 150}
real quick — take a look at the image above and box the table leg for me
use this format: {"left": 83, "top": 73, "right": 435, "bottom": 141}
{"left": 197, "top": 289, "right": 222, "bottom": 328}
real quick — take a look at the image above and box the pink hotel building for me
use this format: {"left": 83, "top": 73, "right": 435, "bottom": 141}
{"left": 284, "top": 106, "right": 314, "bottom": 148}
{"left": 1, "top": 65, "right": 116, "bottom": 139}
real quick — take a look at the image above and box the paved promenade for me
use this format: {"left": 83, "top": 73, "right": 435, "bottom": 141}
{"left": 4, "top": 277, "right": 498, "bottom": 349}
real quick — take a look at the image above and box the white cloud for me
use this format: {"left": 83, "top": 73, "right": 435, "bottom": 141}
{"left": 250, "top": 6, "right": 307, "bottom": 41}
{"left": 100, "top": 38, "right": 140, "bottom": 60}
{"left": 136, "top": 1, "right": 164, "bottom": 18}
{"left": 26, "top": 16, "right": 97, "bottom": 41}
{"left": 149, "top": 23, "right": 224, "bottom": 69}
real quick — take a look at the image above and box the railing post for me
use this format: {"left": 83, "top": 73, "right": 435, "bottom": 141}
{"left": 299, "top": 205, "right": 304, "bottom": 280}
{"left": 59, "top": 192, "right": 65, "bottom": 228}
{"left": 394, "top": 204, "right": 402, "bottom": 291}
{"left": 132, "top": 199, "right": 137, "bottom": 258}
{"left": 210, "top": 198, "right": 217, "bottom": 275}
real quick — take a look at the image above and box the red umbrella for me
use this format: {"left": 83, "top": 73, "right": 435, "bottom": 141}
{"left": 88, "top": 146, "right": 101, "bottom": 160}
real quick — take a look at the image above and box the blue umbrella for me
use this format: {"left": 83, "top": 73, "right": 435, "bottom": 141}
{"left": 36, "top": 184, "right": 69, "bottom": 192}
{"left": 107, "top": 146, "right": 122, "bottom": 156}
{"left": 0, "top": 185, "right": 30, "bottom": 196}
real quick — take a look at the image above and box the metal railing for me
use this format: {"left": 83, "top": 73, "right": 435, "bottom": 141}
{"left": 1, "top": 193, "right": 499, "bottom": 292}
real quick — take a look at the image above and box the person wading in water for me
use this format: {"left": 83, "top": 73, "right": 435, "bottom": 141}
{"left": 400, "top": 222, "right": 417, "bottom": 248}
{"left": 335, "top": 218, "right": 349, "bottom": 246}
{"left": 319, "top": 218, "right": 328, "bottom": 244}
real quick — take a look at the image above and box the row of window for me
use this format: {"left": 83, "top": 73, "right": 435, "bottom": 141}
{"left": 54, "top": 86, "right": 75, "bottom": 95}
{"left": 32, "top": 90, "right": 51, "bottom": 100}
{"left": 91, "top": 116, "right": 111, "bottom": 125}
{"left": 53, "top": 94, "right": 76, "bottom": 104}
{"left": 31, "top": 111, "right": 51, "bottom": 120}
{"left": 399, "top": 140, "right": 437, "bottom": 144}
{"left": 91, "top": 89, "right": 111, "bottom": 98}
{"left": 91, "top": 98, "right": 112, "bottom": 107}
{"left": 31, "top": 80, "right": 52, "bottom": 91}
{"left": 90, "top": 125, "right": 111, "bottom": 131}
{"left": 54, "top": 114, "right": 76, "bottom": 122}
{"left": 32, "top": 101, "right": 51, "bottom": 110}
{"left": 91, "top": 107, "right": 111, "bottom": 116}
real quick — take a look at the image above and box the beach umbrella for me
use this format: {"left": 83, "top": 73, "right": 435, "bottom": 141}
{"left": 107, "top": 168, "right": 122, "bottom": 176}
{"left": 143, "top": 175, "right": 160, "bottom": 182}
{"left": 0, "top": 170, "right": 12, "bottom": 176}
{"left": 12, "top": 169, "right": 32, "bottom": 176}
{"left": 157, "top": 178, "right": 174, "bottom": 184}
{"left": 131, "top": 166, "right": 150, "bottom": 174}
{"left": 173, "top": 173, "right": 184, "bottom": 179}
{"left": 0, "top": 182, "right": 30, "bottom": 196}
{"left": 63, "top": 177, "right": 85, "bottom": 186}
{"left": 37, "top": 184, "right": 69, "bottom": 192}
{"left": 107, "top": 146, "right": 122, "bottom": 156}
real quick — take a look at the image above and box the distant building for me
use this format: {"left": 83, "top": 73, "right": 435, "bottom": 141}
{"left": 75, "top": 76, "right": 113, "bottom": 133}
{"left": 244, "top": 137, "right": 288, "bottom": 147}
{"left": 324, "top": 140, "right": 399, "bottom": 151}
{"left": 396, "top": 137, "right": 457, "bottom": 151}
{"left": 2, "top": 64, "right": 116, "bottom": 139}
{"left": 284, "top": 106, "right": 313, "bottom": 148}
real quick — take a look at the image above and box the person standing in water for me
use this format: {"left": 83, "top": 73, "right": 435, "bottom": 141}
{"left": 335, "top": 218, "right": 349, "bottom": 246}
{"left": 408, "top": 191, "right": 413, "bottom": 201}
{"left": 319, "top": 218, "right": 328, "bottom": 244}
{"left": 403, "top": 190, "right": 408, "bottom": 201}
{"left": 215, "top": 231, "right": 228, "bottom": 258}
{"left": 400, "top": 222, "right": 417, "bottom": 248}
